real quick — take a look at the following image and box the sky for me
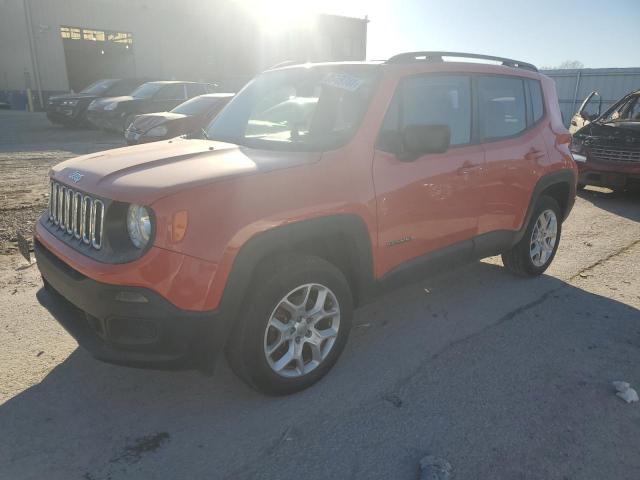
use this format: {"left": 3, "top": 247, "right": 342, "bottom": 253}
{"left": 254, "top": 0, "right": 640, "bottom": 68}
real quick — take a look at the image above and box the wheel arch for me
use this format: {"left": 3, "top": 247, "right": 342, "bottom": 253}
{"left": 223, "top": 215, "right": 375, "bottom": 310}
{"left": 515, "top": 169, "right": 576, "bottom": 244}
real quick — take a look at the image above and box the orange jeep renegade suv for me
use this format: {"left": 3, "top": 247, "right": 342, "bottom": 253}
{"left": 35, "top": 52, "right": 577, "bottom": 395}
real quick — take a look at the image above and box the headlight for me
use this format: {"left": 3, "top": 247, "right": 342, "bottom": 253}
{"left": 62, "top": 99, "right": 79, "bottom": 106}
{"left": 127, "top": 204, "right": 152, "bottom": 249}
{"left": 104, "top": 102, "right": 118, "bottom": 111}
{"left": 570, "top": 137, "right": 587, "bottom": 163}
{"left": 146, "top": 125, "right": 168, "bottom": 137}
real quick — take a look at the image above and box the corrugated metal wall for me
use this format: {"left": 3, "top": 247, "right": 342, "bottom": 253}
{"left": 541, "top": 68, "right": 640, "bottom": 126}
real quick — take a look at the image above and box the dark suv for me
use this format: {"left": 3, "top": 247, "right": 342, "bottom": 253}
{"left": 571, "top": 89, "right": 640, "bottom": 191}
{"left": 46, "top": 78, "right": 147, "bottom": 127}
{"left": 86, "top": 81, "right": 218, "bottom": 132}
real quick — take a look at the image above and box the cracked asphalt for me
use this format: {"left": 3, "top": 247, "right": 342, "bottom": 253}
{"left": 0, "top": 112, "right": 639, "bottom": 480}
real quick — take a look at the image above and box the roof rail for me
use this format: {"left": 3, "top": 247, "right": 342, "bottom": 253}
{"left": 386, "top": 51, "right": 538, "bottom": 72}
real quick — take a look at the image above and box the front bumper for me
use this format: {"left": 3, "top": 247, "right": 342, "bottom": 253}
{"left": 577, "top": 160, "right": 640, "bottom": 189}
{"left": 35, "top": 239, "right": 222, "bottom": 369}
{"left": 86, "top": 110, "right": 126, "bottom": 131}
{"left": 46, "top": 106, "right": 83, "bottom": 125}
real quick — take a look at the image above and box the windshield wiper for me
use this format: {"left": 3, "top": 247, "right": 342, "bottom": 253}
{"left": 200, "top": 128, "right": 210, "bottom": 140}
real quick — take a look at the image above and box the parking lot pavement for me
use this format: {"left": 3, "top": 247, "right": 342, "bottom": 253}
{"left": 0, "top": 114, "right": 639, "bottom": 479}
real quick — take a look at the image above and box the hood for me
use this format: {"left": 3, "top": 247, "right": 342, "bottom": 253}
{"left": 50, "top": 138, "right": 321, "bottom": 204}
{"left": 576, "top": 121, "right": 640, "bottom": 143}
{"left": 48, "top": 93, "right": 98, "bottom": 102}
{"left": 132, "top": 112, "right": 187, "bottom": 132}
{"left": 88, "top": 96, "right": 135, "bottom": 111}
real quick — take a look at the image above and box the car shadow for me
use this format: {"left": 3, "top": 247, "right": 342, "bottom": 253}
{"left": 578, "top": 187, "right": 640, "bottom": 222}
{"left": 0, "top": 261, "right": 638, "bottom": 479}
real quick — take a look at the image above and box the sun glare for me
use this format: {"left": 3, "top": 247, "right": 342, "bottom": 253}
{"left": 240, "top": 0, "right": 318, "bottom": 32}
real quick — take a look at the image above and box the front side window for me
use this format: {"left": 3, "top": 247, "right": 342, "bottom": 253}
{"left": 376, "top": 75, "right": 471, "bottom": 152}
{"left": 478, "top": 76, "right": 526, "bottom": 139}
{"left": 402, "top": 75, "right": 471, "bottom": 145}
{"left": 206, "top": 65, "right": 379, "bottom": 151}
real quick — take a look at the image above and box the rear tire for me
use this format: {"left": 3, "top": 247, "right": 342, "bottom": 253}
{"left": 501, "top": 195, "right": 562, "bottom": 277}
{"left": 226, "top": 253, "right": 353, "bottom": 395}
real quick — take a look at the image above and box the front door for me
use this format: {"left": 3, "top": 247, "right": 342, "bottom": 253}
{"left": 570, "top": 91, "right": 601, "bottom": 135}
{"left": 372, "top": 74, "right": 485, "bottom": 277}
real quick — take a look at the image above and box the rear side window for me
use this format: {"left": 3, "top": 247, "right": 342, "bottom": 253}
{"left": 377, "top": 75, "right": 472, "bottom": 151}
{"left": 478, "top": 76, "right": 526, "bottom": 139}
{"left": 528, "top": 79, "right": 544, "bottom": 123}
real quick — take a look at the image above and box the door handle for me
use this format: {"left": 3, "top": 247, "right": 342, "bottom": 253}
{"left": 457, "top": 161, "right": 482, "bottom": 175}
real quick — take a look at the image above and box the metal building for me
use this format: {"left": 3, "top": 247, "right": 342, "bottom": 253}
{"left": 541, "top": 68, "right": 640, "bottom": 125}
{"left": 0, "top": 0, "right": 368, "bottom": 108}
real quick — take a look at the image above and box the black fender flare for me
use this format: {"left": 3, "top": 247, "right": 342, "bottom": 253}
{"left": 514, "top": 168, "right": 577, "bottom": 244}
{"left": 203, "top": 214, "right": 375, "bottom": 368}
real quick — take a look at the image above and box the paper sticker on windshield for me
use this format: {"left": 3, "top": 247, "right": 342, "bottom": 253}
{"left": 321, "top": 73, "right": 365, "bottom": 92}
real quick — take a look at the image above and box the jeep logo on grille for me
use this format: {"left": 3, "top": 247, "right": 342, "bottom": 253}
{"left": 68, "top": 171, "right": 84, "bottom": 183}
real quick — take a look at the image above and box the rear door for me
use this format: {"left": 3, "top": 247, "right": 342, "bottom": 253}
{"left": 372, "top": 74, "right": 485, "bottom": 276}
{"left": 476, "top": 75, "right": 547, "bottom": 236}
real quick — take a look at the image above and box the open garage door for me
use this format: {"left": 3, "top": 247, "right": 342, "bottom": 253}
{"left": 60, "top": 26, "right": 136, "bottom": 92}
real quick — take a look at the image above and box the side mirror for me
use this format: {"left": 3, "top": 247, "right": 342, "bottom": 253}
{"left": 400, "top": 124, "right": 451, "bottom": 161}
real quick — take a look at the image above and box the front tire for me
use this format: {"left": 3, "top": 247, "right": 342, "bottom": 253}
{"left": 226, "top": 254, "right": 353, "bottom": 395}
{"left": 501, "top": 195, "right": 562, "bottom": 277}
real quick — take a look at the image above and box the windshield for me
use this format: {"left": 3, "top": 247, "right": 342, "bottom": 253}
{"left": 172, "top": 96, "right": 221, "bottom": 116}
{"left": 106, "top": 81, "right": 141, "bottom": 97}
{"left": 206, "top": 65, "right": 379, "bottom": 151}
{"left": 599, "top": 93, "right": 640, "bottom": 123}
{"left": 130, "top": 83, "right": 163, "bottom": 99}
{"left": 80, "top": 79, "right": 118, "bottom": 95}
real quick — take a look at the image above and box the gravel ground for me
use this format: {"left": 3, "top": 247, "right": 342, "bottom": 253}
{"left": 0, "top": 112, "right": 639, "bottom": 480}
{"left": 0, "top": 111, "right": 123, "bottom": 254}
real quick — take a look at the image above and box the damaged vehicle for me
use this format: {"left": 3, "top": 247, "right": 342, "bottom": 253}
{"left": 125, "top": 93, "right": 234, "bottom": 145}
{"left": 570, "top": 89, "right": 640, "bottom": 191}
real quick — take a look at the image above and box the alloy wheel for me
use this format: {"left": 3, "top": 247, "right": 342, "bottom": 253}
{"left": 530, "top": 209, "right": 558, "bottom": 267}
{"left": 263, "top": 283, "right": 340, "bottom": 378}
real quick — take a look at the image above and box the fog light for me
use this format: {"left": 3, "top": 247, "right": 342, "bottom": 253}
{"left": 115, "top": 291, "right": 149, "bottom": 303}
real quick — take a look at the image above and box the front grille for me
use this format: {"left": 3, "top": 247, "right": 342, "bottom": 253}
{"left": 590, "top": 146, "right": 640, "bottom": 164}
{"left": 48, "top": 180, "right": 104, "bottom": 249}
